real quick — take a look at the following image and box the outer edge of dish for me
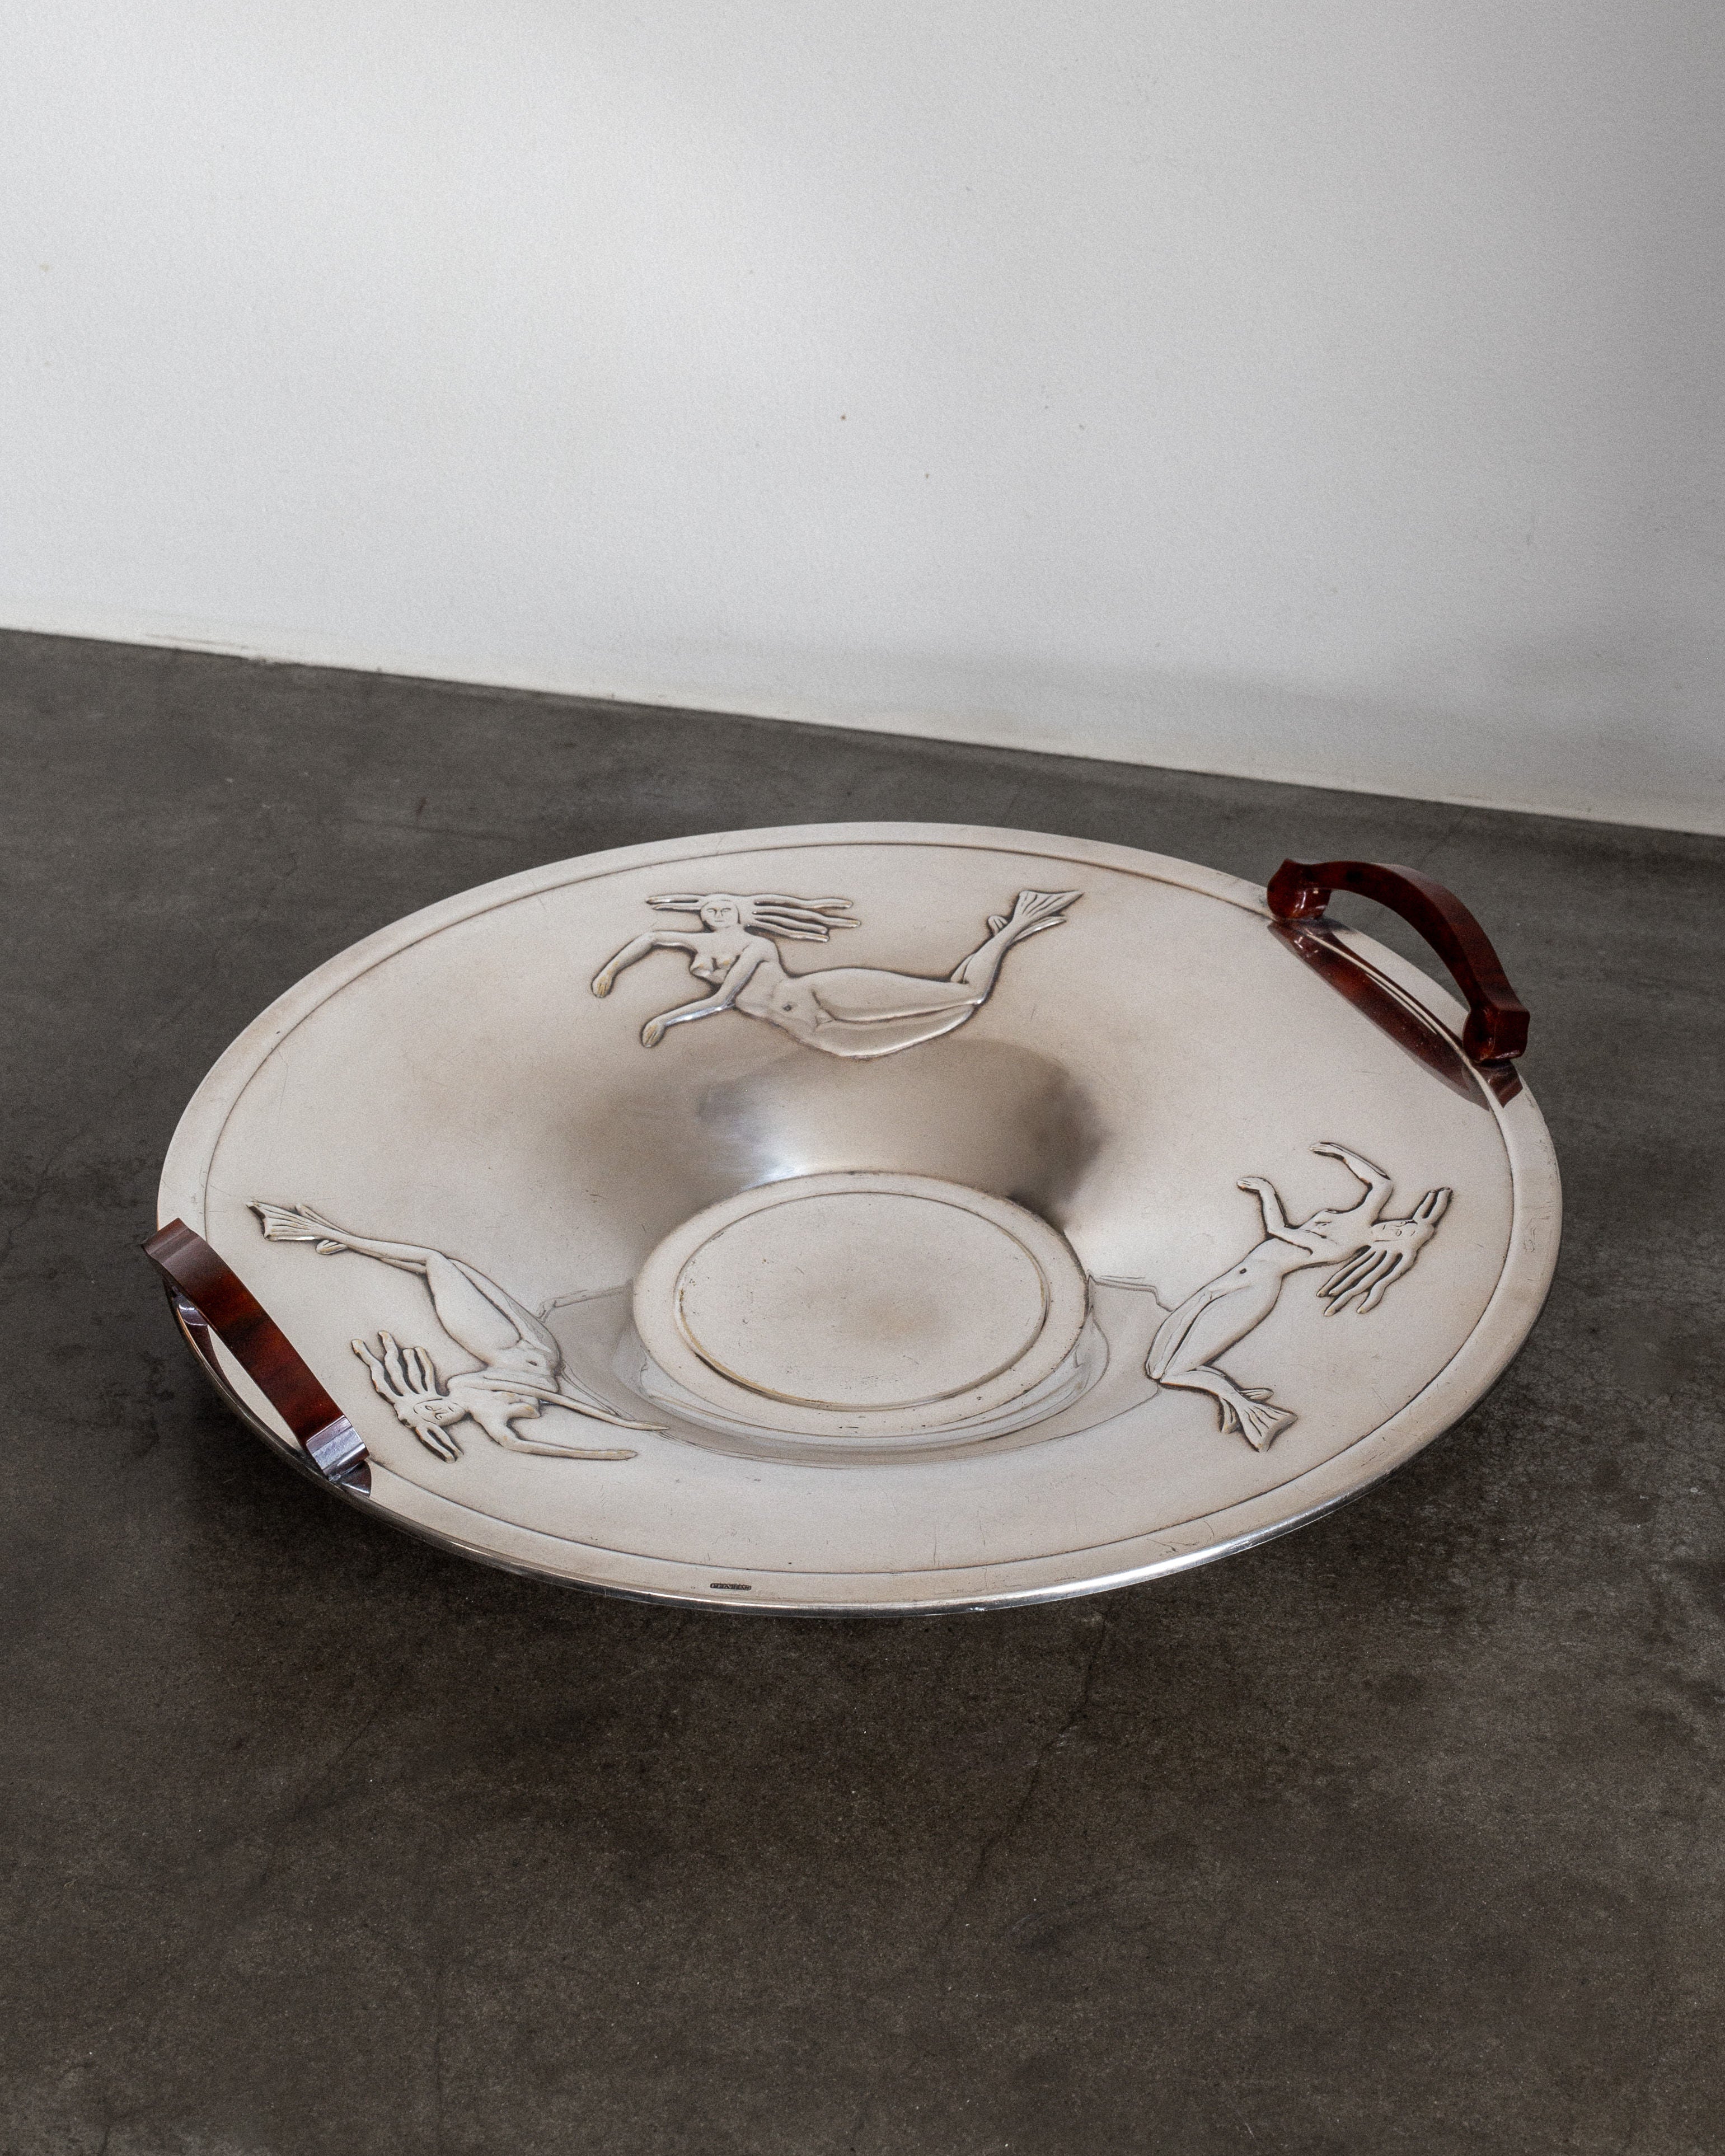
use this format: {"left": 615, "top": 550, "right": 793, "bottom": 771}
{"left": 156, "top": 822, "right": 1563, "bottom": 1613}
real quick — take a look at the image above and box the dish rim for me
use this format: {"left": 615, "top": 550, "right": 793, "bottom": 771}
{"left": 157, "top": 821, "right": 1563, "bottom": 1613}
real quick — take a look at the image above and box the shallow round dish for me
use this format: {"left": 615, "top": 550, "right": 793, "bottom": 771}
{"left": 154, "top": 823, "right": 1560, "bottom": 1612}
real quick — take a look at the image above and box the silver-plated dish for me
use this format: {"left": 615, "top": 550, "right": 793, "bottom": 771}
{"left": 151, "top": 823, "right": 1560, "bottom": 1612}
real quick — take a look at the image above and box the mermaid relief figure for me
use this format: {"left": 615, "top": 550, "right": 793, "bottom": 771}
{"left": 1147, "top": 1143, "right": 1451, "bottom": 1452}
{"left": 252, "top": 1203, "right": 659, "bottom": 1460}
{"left": 590, "top": 888, "right": 1080, "bottom": 1059}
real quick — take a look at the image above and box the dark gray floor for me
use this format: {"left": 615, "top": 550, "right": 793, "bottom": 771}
{"left": 2, "top": 628, "right": 1721, "bottom": 2156}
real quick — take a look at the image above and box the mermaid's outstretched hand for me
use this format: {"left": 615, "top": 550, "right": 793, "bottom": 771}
{"left": 1319, "top": 1188, "right": 1451, "bottom": 1314}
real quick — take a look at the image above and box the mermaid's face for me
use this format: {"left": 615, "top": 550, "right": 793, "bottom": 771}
{"left": 411, "top": 1398, "right": 462, "bottom": 1428}
{"left": 700, "top": 897, "right": 742, "bottom": 929}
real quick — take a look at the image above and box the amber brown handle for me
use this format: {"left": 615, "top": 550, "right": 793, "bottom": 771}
{"left": 143, "top": 1219, "right": 371, "bottom": 1491}
{"left": 1267, "top": 858, "right": 1529, "bottom": 1065}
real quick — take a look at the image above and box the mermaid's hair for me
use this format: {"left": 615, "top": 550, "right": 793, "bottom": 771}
{"left": 645, "top": 892, "right": 859, "bottom": 942}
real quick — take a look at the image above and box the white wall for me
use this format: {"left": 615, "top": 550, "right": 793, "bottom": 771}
{"left": 4, "top": 1, "right": 1721, "bottom": 831}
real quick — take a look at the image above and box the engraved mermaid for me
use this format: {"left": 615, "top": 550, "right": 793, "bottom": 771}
{"left": 252, "top": 1203, "right": 659, "bottom": 1460}
{"left": 590, "top": 888, "right": 1079, "bottom": 1059}
{"left": 1147, "top": 1143, "right": 1451, "bottom": 1451}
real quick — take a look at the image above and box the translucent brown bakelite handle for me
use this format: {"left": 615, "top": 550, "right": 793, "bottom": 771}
{"left": 1267, "top": 858, "right": 1529, "bottom": 1066}
{"left": 144, "top": 1218, "right": 371, "bottom": 1491}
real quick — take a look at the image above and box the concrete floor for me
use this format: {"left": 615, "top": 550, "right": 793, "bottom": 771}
{"left": 2, "top": 627, "right": 1721, "bottom": 2156}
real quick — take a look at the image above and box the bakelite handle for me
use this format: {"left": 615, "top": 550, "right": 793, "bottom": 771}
{"left": 1267, "top": 858, "right": 1529, "bottom": 1066}
{"left": 144, "top": 1219, "right": 371, "bottom": 1491}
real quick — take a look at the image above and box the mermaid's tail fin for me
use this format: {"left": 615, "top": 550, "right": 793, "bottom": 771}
{"left": 1002, "top": 889, "right": 1080, "bottom": 941}
{"left": 1216, "top": 1388, "right": 1297, "bottom": 1452}
{"left": 252, "top": 1200, "right": 348, "bottom": 1255}
{"left": 952, "top": 891, "right": 1080, "bottom": 973}
{"left": 947, "top": 889, "right": 1083, "bottom": 988}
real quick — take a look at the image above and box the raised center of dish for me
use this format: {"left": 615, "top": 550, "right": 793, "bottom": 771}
{"left": 673, "top": 1189, "right": 1052, "bottom": 1410}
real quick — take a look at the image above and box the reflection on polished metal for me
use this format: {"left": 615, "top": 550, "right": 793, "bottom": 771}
{"left": 625, "top": 1171, "right": 1118, "bottom": 1455}
{"left": 154, "top": 824, "right": 1561, "bottom": 1612}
